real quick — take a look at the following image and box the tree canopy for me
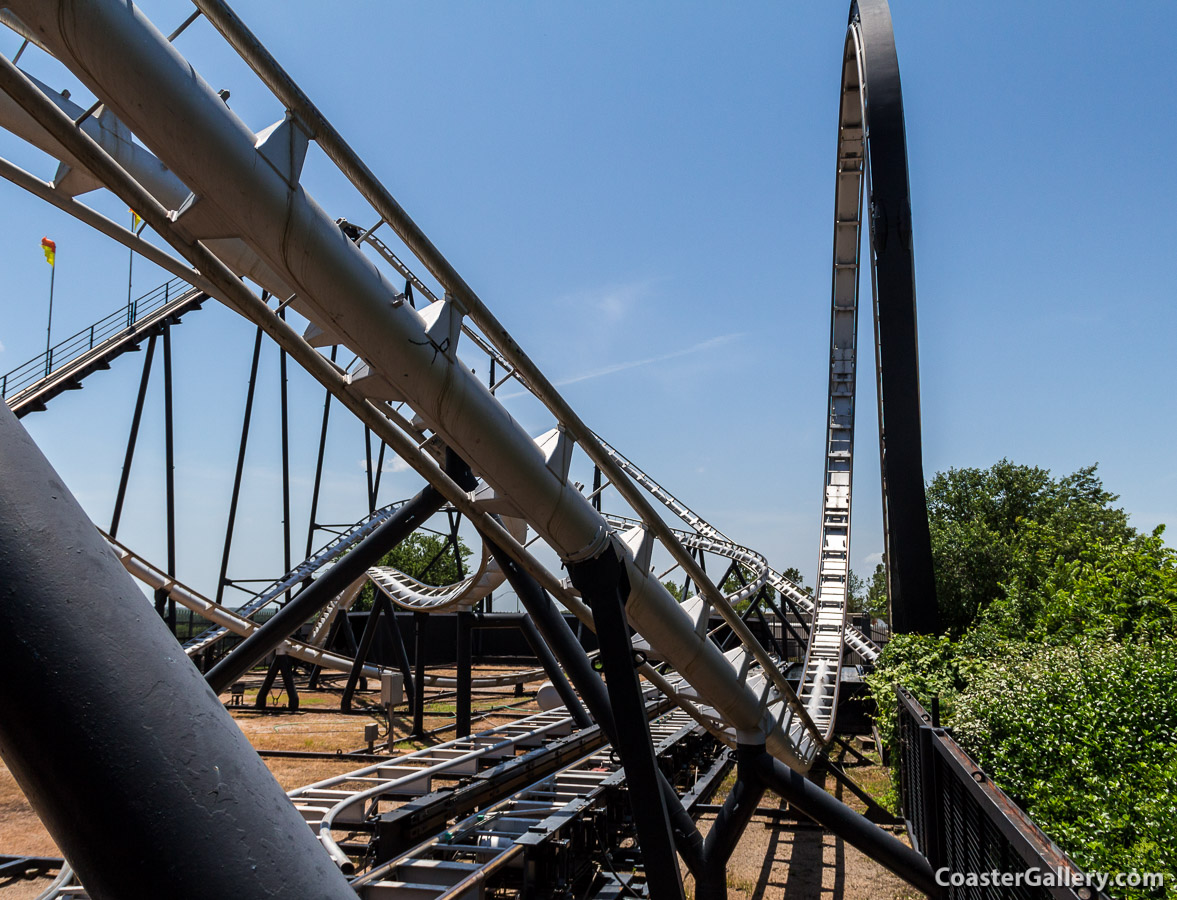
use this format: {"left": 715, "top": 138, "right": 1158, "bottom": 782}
{"left": 868, "top": 460, "right": 1177, "bottom": 897}
{"left": 926, "top": 461, "right": 1135, "bottom": 633}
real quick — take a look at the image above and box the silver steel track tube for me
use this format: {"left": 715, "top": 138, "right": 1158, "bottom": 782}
{"left": 0, "top": 405, "right": 357, "bottom": 900}
{"left": 4, "top": 0, "right": 791, "bottom": 752}
{"left": 186, "top": 0, "right": 821, "bottom": 746}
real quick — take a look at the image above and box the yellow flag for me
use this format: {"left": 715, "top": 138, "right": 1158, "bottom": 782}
{"left": 41, "top": 236, "right": 56, "bottom": 267}
{"left": 129, "top": 208, "right": 143, "bottom": 229}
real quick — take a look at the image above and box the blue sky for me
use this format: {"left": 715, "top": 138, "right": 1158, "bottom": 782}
{"left": 0, "top": 2, "right": 1173, "bottom": 602}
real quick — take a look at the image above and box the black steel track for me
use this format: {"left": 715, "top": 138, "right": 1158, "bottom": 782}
{"left": 853, "top": 0, "right": 939, "bottom": 634}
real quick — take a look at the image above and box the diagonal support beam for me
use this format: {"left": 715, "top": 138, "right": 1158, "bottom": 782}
{"left": 567, "top": 545, "right": 686, "bottom": 900}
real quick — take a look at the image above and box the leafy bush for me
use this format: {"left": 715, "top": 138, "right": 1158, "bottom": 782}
{"left": 868, "top": 461, "right": 1177, "bottom": 897}
{"left": 951, "top": 638, "right": 1177, "bottom": 897}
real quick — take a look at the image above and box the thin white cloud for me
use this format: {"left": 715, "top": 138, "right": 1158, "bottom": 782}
{"left": 550, "top": 332, "right": 744, "bottom": 389}
{"left": 498, "top": 332, "right": 743, "bottom": 401}
{"left": 359, "top": 456, "right": 412, "bottom": 474}
{"left": 556, "top": 277, "right": 665, "bottom": 322}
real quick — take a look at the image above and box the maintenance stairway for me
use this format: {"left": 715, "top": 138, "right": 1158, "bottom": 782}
{"left": 2, "top": 276, "right": 205, "bottom": 416}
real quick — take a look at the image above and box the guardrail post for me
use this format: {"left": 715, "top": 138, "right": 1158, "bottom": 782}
{"left": 918, "top": 718, "right": 944, "bottom": 874}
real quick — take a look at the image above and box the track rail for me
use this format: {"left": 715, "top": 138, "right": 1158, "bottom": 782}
{"left": 0, "top": 0, "right": 821, "bottom": 769}
{"left": 797, "top": 13, "right": 869, "bottom": 741}
{"left": 594, "top": 434, "right": 881, "bottom": 663}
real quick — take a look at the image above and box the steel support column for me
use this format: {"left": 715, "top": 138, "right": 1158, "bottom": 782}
{"left": 753, "top": 746, "right": 942, "bottom": 897}
{"left": 412, "top": 611, "right": 428, "bottom": 737}
{"left": 215, "top": 326, "right": 263, "bottom": 607}
{"left": 488, "top": 540, "right": 704, "bottom": 873}
{"left": 341, "top": 593, "right": 397, "bottom": 712}
{"left": 304, "top": 346, "right": 336, "bottom": 559}
{"left": 109, "top": 330, "right": 156, "bottom": 537}
{"left": 161, "top": 321, "right": 176, "bottom": 632}
{"left": 694, "top": 745, "right": 766, "bottom": 900}
{"left": 517, "top": 614, "right": 590, "bottom": 728}
{"left": 853, "top": 0, "right": 939, "bottom": 634}
{"left": 277, "top": 310, "right": 291, "bottom": 598}
{"left": 205, "top": 480, "right": 448, "bottom": 694}
{"left": 455, "top": 610, "right": 473, "bottom": 737}
{"left": 567, "top": 546, "right": 686, "bottom": 900}
{"left": 0, "top": 404, "right": 356, "bottom": 900}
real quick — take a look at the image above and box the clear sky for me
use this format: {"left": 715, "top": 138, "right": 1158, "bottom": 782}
{"left": 0, "top": 2, "right": 1173, "bottom": 603}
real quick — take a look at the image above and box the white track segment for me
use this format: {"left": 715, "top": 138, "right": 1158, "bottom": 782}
{"left": 3, "top": 0, "right": 819, "bottom": 771}
{"left": 107, "top": 535, "right": 384, "bottom": 679}
{"left": 594, "top": 434, "right": 880, "bottom": 663}
{"left": 368, "top": 515, "right": 528, "bottom": 613}
{"left": 797, "top": 21, "right": 870, "bottom": 740}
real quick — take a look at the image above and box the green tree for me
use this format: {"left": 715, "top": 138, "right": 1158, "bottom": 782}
{"left": 982, "top": 525, "right": 1177, "bottom": 643}
{"left": 357, "top": 531, "right": 472, "bottom": 611}
{"left": 867, "top": 460, "right": 1177, "bottom": 898}
{"left": 846, "top": 569, "right": 866, "bottom": 613}
{"left": 864, "top": 562, "right": 888, "bottom": 620}
{"left": 926, "top": 461, "right": 1133, "bottom": 633}
{"left": 781, "top": 566, "right": 811, "bottom": 595}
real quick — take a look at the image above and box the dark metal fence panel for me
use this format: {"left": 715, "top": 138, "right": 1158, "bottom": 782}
{"left": 896, "top": 686, "right": 1103, "bottom": 900}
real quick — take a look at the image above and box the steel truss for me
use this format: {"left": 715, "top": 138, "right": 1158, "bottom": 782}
{"left": 0, "top": 1, "right": 944, "bottom": 898}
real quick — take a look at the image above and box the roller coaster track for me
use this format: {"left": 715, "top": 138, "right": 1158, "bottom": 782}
{"left": 594, "top": 435, "right": 882, "bottom": 664}
{"left": 33, "top": 704, "right": 703, "bottom": 900}
{"left": 0, "top": 2, "right": 952, "bottom": 897}
{"left": 366, "top": 515, "right": 528, "bottom": 615}
{"left": 0, "top": 0, "right": 825, "bottom": 772}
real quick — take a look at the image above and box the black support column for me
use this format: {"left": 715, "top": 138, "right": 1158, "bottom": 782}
{"left": 0, "top": 405, "right": 357, "bottom": 900}
{"left": 455, "top": 610, "right": 473, "bottom": 737}
{"left": 855, "top": 0, "right": 939, "bottom": 634}
{"left": 488, "top": 540, "right": 703, "bottom": 874}
{"left": 566, "top": 543, "right": 686, "bottom": 900}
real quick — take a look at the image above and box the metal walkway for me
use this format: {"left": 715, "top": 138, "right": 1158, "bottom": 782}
{"left": 2, "top": 276, "right": 206, "bottom": 416}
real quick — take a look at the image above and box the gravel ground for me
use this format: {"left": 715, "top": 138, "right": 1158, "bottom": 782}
{"left": 690, "top": 803, "right": 926, "bottom": 899}
{"left": 1, "top": 672, "right": 924, "bottom": 899}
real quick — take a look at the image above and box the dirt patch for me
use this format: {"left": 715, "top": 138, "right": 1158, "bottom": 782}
{"left": 690, "top": 740, "right": 923, "bottom": 899}
{"left": 694, "top": 804, "right": 926, "bottom": 899}
{"left": 0, "top": 677, "right": 923, "bottom": 899}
